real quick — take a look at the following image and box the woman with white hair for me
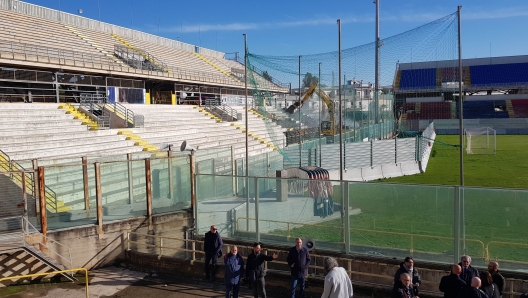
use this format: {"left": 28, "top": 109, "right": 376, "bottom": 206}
{"left": 321, "top": 257, "right": 353, "bottom": 298}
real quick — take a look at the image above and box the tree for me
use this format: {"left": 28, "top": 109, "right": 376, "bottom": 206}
{"left": 302, "top": 72, "right": 319, "bottom": 88}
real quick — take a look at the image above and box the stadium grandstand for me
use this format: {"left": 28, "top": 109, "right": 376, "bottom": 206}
{"left": 2, "top": 3, "right": 528, "bottom": 296}
{"left": 394, "top": 55, "right": 528, "bottom": 133}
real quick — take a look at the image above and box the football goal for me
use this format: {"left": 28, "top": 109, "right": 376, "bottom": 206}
{"left": 464, "top": 127, "right": 496, "bottom": 155}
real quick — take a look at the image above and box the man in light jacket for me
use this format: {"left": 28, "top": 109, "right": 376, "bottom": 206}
{"left": 321, "top": 257, "right": 353, "bottom": 298}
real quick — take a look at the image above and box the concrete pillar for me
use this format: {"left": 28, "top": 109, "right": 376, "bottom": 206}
{"left": 275, "top": 170, "right": 288, "bottom": 202}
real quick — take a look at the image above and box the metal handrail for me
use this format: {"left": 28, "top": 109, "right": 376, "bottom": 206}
{"left": 203, "top": 99, "right": 238, "bottom": 122}
{"left": 125, "top": 231, "right": 443, "bottom": 294}
{"left": 0, "top": 40, "right": 289, "bottom": 91}
{"left": 235, "top": 217, "right": 487, "bottom": 260}
{"left": 0, "top": 149, "right": 59, "bottom": 213}
{"left": 22, "top": 217, "right": 73, "bottom": 277}
{"left": 0, "top": 268, "right": 89, "bottom": 298}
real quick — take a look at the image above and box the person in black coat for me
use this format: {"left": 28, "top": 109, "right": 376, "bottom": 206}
{"left": 480, "top": 271, "right": 500, "bottom": 298}
{"left": 392, "top": 273, "right": 418, "bottom": 298}
{"left": 488, "top": 261, "right": 505, "bottom": 297}
{"left": 459, "top": 255, "right": 479, "bottom": 286}
{"left": 204, "top": 225, "right": 223, "bottom": 281}
{"left": 439, "top": 265, "right": 467, "bottom": 298}
{"left": 287, "top": 238, "right": 311, "bottom": 298}
{"left": 245, "top": 242, "right": 278, "bottom": 298}
{"left": 457, "top": 277, "right": 489, "bottom": 298}
{"left": 394, "top": 257, "right": 421, "bottom": 296}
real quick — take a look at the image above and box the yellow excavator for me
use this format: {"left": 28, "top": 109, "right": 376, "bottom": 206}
{"left": 284, "top": 84, "right": 337, "bottom": 136}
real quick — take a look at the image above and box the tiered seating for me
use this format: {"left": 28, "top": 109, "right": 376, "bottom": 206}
{"left": 123, "top": 105, "right": 281, "bottom": 158}
{"left": 0, "top": 103, "right": 145, "bottom": 161}
{"left": 0, "top": 9, "right": 96, "bottom": 54}
{"left": 470, "top": 63, "right": 528, "bottom": 86}
{"left": 419, "top": 102, "right": 451, "bottom": 119}
{"left": 399, "top": 68, "right": 437, "bottom": 90}
{"left": 462, "top": 101, "right": 509, "bottom": 119}
{"left": 511, "top": 100, "right": 528, "bottom": 118}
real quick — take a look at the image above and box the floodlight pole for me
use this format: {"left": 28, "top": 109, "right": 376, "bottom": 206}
{"left": 374, "top": 0, "right": 380, "bottom": 129}
{"left": 243, "top": 33, "right": 249, "bottom": 178}
{"left": 457, "top": 6, "right": 464, "bottom": 186}
{"left": 338, "top": 19, "right": 343, "bottom": 181}
{"left": 318, "top": 62, "right": 322, "bottom": 167}
{"left": 456, "top": 5, "right": 466, "bottom": 262}
{"left": 299, "top": 55, "right": 302, "bottom": 167}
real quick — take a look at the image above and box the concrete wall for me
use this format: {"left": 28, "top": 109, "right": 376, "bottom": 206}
{"left": 45, "top": 211, "right": 192, "bottom": 270}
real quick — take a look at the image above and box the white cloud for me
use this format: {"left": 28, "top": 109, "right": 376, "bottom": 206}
{"left": 161, "top": 7, "right": 528, "bottom": 33}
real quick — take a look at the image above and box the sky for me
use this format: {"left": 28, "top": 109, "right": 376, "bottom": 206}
{"left": 21, "top": 0, "right": 528, "bottom": 59}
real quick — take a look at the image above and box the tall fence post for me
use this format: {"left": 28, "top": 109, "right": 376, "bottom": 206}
{"left": 168, "top": 150, "right": 174, "bottom": 201}
{"left": 454, "top": 186, "right": 461, "bottom": 264}
{"left": 82, "top": 156, "right": 90, "bottom": 218}
{"left": 254, "top": 177, "right": 259, "bottom": 243}
{"left": 190, "top": 153, "right": 197, "bottom": 233}
{"left": 37, "top": 166, "right": 47, "bottom": 236}
{"left": 127, "top": 153, "right": 134, "bottom": 205}
{"left": 145, "top": 158, "right": 153, "bottom": 231}
{"left": 344, "top": 182, "right": 350, "bottom": 254}
{"left": 32, "top": 159, "right": 39, "bottom": 213}
{"left": 94, "top": 162, "right": 104, "bottom": 237}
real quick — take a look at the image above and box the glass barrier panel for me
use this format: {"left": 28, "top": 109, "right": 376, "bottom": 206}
{"left": 99, "top": 160, "right": 135, "bottom": 221}
{"left": 130, "top": 160, "right": 147, "bottom": 216}
{"left": 348, "top": 182, "right": 455, "bottom": 263}
{"left": 44, "top": 164, "right": 97, "bottom": 230}
{"left": 462, "top": 187, "right": 528, "bottom": 271}
{"left": 255, "top": 177, "right": 345, "bottom": 251}
{"left": 196, "top": 159, "right": 215, "bottom": 200}
{"left": 196, "top": 174, "right": 251, "bottom": 240}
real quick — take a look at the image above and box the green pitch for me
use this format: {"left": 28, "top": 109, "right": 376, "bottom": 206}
{"left": 269, "top": 135, "right": 528, "bottom": 265}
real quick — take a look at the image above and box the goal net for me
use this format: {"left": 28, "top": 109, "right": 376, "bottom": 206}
{"left": 465, "top": 127, "right": 496, "bottom": 155}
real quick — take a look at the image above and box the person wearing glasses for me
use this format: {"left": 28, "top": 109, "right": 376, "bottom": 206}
{"left": 393, "top": 257, "right": 421, "bottom": 296}
{"left": 204, "top": 225, "right": 223, "bottom": 282}
{"left": 458, "top": 255, "right": 479, "bottom": 286}
{"left": 392, "top": 273, "right": 419, "bottom": 298}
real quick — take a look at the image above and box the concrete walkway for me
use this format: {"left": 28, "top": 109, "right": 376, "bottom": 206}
{"left": 2, "top": 266, "right": 373, "bottom": 297}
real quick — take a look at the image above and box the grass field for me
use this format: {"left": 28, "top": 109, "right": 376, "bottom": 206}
{"left": 269, "top": 135, "right": 528, "bottom": 265}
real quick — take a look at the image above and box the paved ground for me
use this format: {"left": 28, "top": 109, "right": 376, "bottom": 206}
{"left": 1, "top": 266, "right": 373, "bottom": 298}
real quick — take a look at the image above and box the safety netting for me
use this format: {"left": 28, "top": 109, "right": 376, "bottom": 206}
{"left": 244, "top": 11, "right": 459, "bottom": 163}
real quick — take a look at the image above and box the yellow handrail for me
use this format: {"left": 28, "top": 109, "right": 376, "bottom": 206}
{"left": 485, "top": 241, "right": 528, "bottom": 263}
{"left": 236, "top": 217, "right": 487, "bottom": 260}
{"left": 0, "top": 268, "right": 89, "bottom": 298}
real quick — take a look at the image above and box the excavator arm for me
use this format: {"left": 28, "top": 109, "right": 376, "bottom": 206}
{"left": 284, "top": 83, "right": 337, "bottom": 136}
{"left": 284, "top": 84, "right": 317, "bottom": 114}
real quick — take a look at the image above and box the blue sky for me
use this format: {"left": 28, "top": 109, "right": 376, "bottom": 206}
{"left": 23, "top": 0, "right": 528, "bottom": 58}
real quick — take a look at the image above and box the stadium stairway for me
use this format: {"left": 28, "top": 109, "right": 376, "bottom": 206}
{"left": 506, "top": 100, "right": 516, "bottom": 118}
{"left": 111, "top": 33, "right": 171, "bottom": 73}
{"left": 192, "top": 52, "right": 242, "bottom": 83}
{"left": 0, "top": 104, "right": 146, "bottom": 161}
{"left": 64, "top": 24, "right": 124, "bottom": 66}
{"left": 122, "top": 104, "right": 276, "bottom": 159}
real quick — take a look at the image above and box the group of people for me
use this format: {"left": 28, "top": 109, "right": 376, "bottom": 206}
{"left": 391, "top": 255, "right": 505, "bottom": 298}
{"left": 205, "top": 226, "right": 505, "bottom": 298}
{"left": 204, "top": 225, "right": 353, "bottom": 298}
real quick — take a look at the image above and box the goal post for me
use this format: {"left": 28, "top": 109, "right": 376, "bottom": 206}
{"left": 464, "top": 127, "right": 496, "bottom": 155}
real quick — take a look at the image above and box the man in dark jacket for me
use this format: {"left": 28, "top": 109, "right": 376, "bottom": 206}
{"left": 204, "top": 225, "right": 223, "bottom": 281}
{"left": 457, "top": 277, "right": 489, "bottom": 298}
{"left": 224, "top": 245, "right": 244, "bottom": 298}
{"left": 394, "top": 257, "right": 421, "bottom": 296}
{"left": 245, "top": 242, "right": 278, "bottom": 298}
{"left": 392, "top": 273, "right": 418, "bottom": 298}
{"left": 488, "top": 261, "right": 505, "bottom": 297}
{"left": 287, "top": 238, "right": 311, "bottom": 298}
{"left": 439, "top": 264, "right": 467, "bottom": 298}
{"left": 459, "top": 255, "right": 479, "bottom": 286}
